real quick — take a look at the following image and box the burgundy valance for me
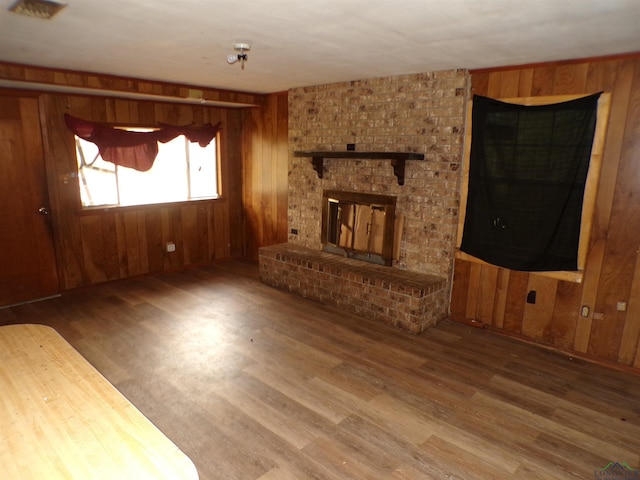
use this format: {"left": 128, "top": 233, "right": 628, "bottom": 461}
{"left": 64, "top": 114, "right": 222, "bottom": 171}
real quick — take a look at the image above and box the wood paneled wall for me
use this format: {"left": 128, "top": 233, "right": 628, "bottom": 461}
{"left": 0, "top": 62, "right": 289, "bottom": 291}
{"left": 38, "top": 93, "right": 247, "bottom": 290}
{"left": 241, "top": 92, "right": 289, "bottom": 260}
{"left": 0, "top": 62, "right": 263, "bottom": 107}
{"left": 451, "top": 55, "right": 640, "bottom": 371}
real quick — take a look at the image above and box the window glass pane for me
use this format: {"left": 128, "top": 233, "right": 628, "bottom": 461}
{"left": 117, "top": 136, "right": 188, "bottom": 206}
{"left": 188, "top": 139, "right": 218, "bottom": 199}
{"left": 75, "top": 132, "right": 219, "bottom": 208}
{"left": 76, "top": 139, "right": 118, "bottom": 206}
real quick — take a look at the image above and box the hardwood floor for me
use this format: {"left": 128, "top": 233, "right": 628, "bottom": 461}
{"left": 1, "top": 260, "right": 639, "bottom": 480}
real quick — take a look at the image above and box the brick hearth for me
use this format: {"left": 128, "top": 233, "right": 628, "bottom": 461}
{"left": 259, "top": 243, "right": 448, "bottom": 334}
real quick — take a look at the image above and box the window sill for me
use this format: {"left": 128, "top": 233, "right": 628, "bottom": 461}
{"left": 454, "top": 249, "right": 584, "bottom": 283}
{"left": 76, "top": 197, "right": 225, "bottom": 215}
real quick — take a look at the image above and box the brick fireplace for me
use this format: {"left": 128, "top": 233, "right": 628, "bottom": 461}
{"left": 259, "top": 69, "right": 468, "bottom": 333}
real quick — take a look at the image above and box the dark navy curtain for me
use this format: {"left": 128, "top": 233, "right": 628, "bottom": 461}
{"left": 460, "top": 93, "right": 600, "bottom": 271}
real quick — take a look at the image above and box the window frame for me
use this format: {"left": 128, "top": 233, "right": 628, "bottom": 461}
{"left": 455, "top": 93, "right": 611, "bottom": 283}
{"left": 73, "top": 125, "right": 222, "bottom": 210}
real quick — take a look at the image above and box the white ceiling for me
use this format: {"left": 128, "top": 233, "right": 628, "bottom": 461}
{"left": 0, "top": 0, "right": 639, "bottom": 95}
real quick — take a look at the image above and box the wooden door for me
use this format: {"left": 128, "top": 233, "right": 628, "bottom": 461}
{"left": 0, "top": 95, "right": 59, "bottom": 307}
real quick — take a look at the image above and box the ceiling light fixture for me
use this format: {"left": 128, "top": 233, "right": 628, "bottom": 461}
{"left": 227, "top": 43, "right": 250, "bottom": 70}
{"left": 8, "top": 0, "right": 67, "bottom": 19}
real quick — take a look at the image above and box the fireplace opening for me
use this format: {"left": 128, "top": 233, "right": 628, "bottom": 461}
{"left": 321, "top": 189, "right": 400, "bottom": 266}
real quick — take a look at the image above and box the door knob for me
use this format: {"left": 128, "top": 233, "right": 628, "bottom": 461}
{"left": 38, "top": 207, "right": 49, "bottom": 216}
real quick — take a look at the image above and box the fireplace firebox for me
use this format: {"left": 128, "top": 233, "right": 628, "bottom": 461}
{"left": 321, "top": 190, "right": 399, "bottom": 266}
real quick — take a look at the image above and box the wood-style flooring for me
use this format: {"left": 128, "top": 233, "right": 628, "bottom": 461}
{"left": 1, "top": 260, "right": 639, "bottom": 480}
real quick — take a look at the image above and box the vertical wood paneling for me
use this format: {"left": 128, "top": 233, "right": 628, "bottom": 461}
{"left": 552, "top": 64, "right": 589, "bottom": 94}
{"left": 503, "top": 271, "right": 529, "bottom": 333}
{"left": 0, "top": 65, "right": 264, "bottom": 289}
{"left": 521, "top": 275, "right": 558, "bottom": 341}
{"left": 486, "top": 74, "right": 502, "bottom": 98}
{"left": 449, "top": 259, "right": 470, "bottom": 321}
{"left": 79, "top": 215, "right": 107, "bottom": 283}
{"left": 242, "top": 93, "right": 289, "bottom": 261}
{"left": 276, "top": 93, "right": 289, "bottom": 238}
{"left": 25, "top": 67, "right": 53, "bottom": 84}
{"left": 575, "top": 61, "right": 636, "bottom": 352}
{"left": 41, "top": 95, "right": 86, "bottom": 288}
{"left": 498, "top": 70, "right": 520, "bottom": 97}
{"left": 114, "top": 212, "right": 128, "bottom": 277}
{"left": 101, "top": 213, "right": 120, "bottom": 280}
{"left": 168, "top": 207, "right": 183, "bottom": 269}
{"left": 138, "top": 102, "right": 156, "bottom": 125}
{"left": 517, "top": 69, "right": 534, "bottom": 96}
{"left": 32, "top": 91, "right": 244, "bottom": 289}
{"left": 207, "top": 204, "right": 219, "bottom": 259}
{"left": 476, "top": 265, "right": 498, "bottom": 324}
{"left": 619, "top": 249, "right": 640, "bottom": 364}
{"left": 246, "top": 107, "right": 263, "bottom": 257}
{"left": 123, "top": 211, "right": 141, "bottom": 276}
{"left": 492, "top": 269, "right": 510, "bottom": 328}
{"left": 194, "top": 204, "right": 209, "bottom": 265}
{"left": 1, "top": 62, "right": 264, "bottom": 107}
{"left": 114, "top": 99, "right": 131, "bottom": 122}
{"left": 588, "top": 60, "right": 640, "bottom": 360}
{"left": 471, "top": 72, "right": 490, "bottom": 96}
{"left": 585, "top": 60, "right": 621, "bottom": 93}
{"left": 0, "top": 92, "right": 60, "bottom": 305}
{"left": 225, "top": 110, "right": 244, "bottom": 258}
{"left": 136, "top": 212, "right": 149, "bottom": 274}
{"left": 263, "top": 98, "right": 276, "bottom": 247}
{"left": 455, "top": 55, "right": 640, "bottom": 372}
{"left": 213, "top": 203, "right": 233, "bottom": 259}
{"left": 181, "top": 205, "right": 198, "bottom": 265}
{"left": 530, "top": 66, "right": 555, "bottom": 95}
{"left": 548, "top": 280, "right": 581, "bottom": 349}
{"left": 160, "top": 207, "right": 173, "bottom": 271}
{"left": 464, "top": 263, "right": 482, "bottom": 319}
{"left": 145, "top": 209, "right": 164, "bottom": 273}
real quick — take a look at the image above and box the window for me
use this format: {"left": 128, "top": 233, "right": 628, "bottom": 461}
{"left": 75, "top": 128, "right": 219, "bottom": 208}
{"left": 456, "top": 93, "right": 611, "bottom": 282}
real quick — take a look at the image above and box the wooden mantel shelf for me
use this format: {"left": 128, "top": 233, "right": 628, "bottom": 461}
{"left": 293, "top": 151, "right": 425, "bottom": 185}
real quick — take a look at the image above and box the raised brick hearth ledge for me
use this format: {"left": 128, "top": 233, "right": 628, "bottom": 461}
{"left": 259, "top": 243, "right": 448, "bottom": 334}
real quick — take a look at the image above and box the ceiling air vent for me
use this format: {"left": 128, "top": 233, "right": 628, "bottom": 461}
{"left": 9, "top": 0, "right": 67, "bottom": 19}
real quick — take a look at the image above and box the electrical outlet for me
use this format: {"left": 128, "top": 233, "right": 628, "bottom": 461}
{"left": 617, "top": 302, "right": 627, "bottom": 311}
{"left": 290, "top": 228, "right": 298, "bottom": 235}
{"left": 166, "top": 242, "right": 176, "bottom": 253}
